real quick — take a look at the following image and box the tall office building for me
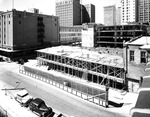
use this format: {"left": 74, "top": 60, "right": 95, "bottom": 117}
{"left": 104, "top": 5, "right": 116, "bottom": 26}
{"left": 138, "top": 0, "right": 150, "bottom": 23}
{"left": 56, "top": 0, "right": 81, "bottom": 26}
{"left": 116, "top": 7, "right": 121, "bottom": 25}
{"left": 121, "top": 0, "right": 138, "bottom": 24}
{"left": 83, "top": 4, "right": 95, "bottom": 23}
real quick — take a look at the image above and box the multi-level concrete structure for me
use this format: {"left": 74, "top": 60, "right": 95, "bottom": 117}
{"left": 56, "top": 0, "right": 81, "bottom": 26}
{"left": 82, "top": 24, "right": 148, "bottom": 48}
{"left": 0, "top": 9, "right": 59, "bottom": 58}
{"left": 121, "top": 0, "right": 138, "bottom": 24}
{"left": 138, "top": 0, "right": 150, "bottom": 23}
{"left": 36, "top": 46, "right": 125, "bottom": 92}
{"left": 104, "top": 5, "right": 116, "bottom": 26}
{"left": 83, "top": 4, "right": 95, "bottom": 23}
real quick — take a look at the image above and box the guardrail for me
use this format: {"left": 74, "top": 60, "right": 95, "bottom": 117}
{"left": 19, "top": 65, "right": 108, "bottom": 108}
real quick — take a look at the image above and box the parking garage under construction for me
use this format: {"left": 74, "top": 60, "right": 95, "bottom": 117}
{"left": 36, "top": 46, "right": 126, "bottom": 89}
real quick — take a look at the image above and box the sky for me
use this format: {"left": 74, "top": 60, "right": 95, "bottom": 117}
{"left": 0, "top": 0, "right": 121, "bottom": 24}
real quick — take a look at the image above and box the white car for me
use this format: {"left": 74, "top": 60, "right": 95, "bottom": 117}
{"left": 14, "top": 89, "right": 33, "bottom": 107}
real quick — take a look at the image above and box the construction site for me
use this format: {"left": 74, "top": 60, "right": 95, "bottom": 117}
{"left": 18, "top": 45, "right": 128, "bottom": 108}
{"left": 36, "top": 46, "right": 125, "bottom": 90}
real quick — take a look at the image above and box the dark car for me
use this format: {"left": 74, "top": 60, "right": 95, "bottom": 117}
{"left": 0, "top": 57, "right": 4, "bottom": 62}
{"left": 29, "top": 98, "right": 54, "bottom": 117}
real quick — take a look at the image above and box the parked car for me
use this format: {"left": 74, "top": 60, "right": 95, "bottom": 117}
{"left": 14, "top": 89, "right": 33, "bottom": 107}
{"left": 29, "top": 98, "right": 54, "bottom": 117}
{"left": 57, "top": 114, "right": 66, "bottom": 117}
{"left": 0, "top": 57, "right": 4, "bottom": 62}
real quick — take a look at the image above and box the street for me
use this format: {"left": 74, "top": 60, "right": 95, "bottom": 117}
{"left": 0, "top": 62, "right": 128, "bottom": 117}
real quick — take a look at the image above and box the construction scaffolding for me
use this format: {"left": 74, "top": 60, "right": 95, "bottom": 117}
{"left": 36, "top": 46, "right": 126, "bottom": 90}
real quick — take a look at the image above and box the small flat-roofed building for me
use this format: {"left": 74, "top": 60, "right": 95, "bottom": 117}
{"left": 124, "top": 36, "right": 150, "bottom": 92}
{"left": 130, "top": 35, "right": 150, "bottom": 116}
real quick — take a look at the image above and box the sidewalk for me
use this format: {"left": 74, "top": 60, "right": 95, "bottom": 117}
{"left": 0, "top": 81, "right": 37, "bottom": 117}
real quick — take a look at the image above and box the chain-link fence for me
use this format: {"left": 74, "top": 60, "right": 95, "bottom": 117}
{"left": 20, "top": 65, "right": 108, "bottom": 107}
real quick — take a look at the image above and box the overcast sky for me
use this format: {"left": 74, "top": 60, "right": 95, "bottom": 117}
{"left": 0, "top": 0, "right": 120, "bottom": 23}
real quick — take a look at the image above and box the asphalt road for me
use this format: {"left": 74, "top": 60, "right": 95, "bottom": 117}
{"left": 0, "top": 62, "right": 127, "bottom": 117}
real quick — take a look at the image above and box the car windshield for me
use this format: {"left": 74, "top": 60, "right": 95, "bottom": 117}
{"left": 18, "top": 93, "right": 29, "bottom": 97}
{"left": 40, "top": 103, "right": 49, "bottom": 111}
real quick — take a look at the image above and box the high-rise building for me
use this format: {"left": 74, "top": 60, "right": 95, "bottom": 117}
{"left": 104, "top": 5, "right": 116, "bottom": 26}
{"left": 138, "top": 0, "right": 150, "bottom": 23}
{"left": 83, "top": 4, "right": 95, "bottom": 23}
{"left": 116, "top": 7, "right": 121, "bottom": 25}
{"left": 121, "top": 0, "right": 138, "bottom": 24}
{"left": 55, "top": 0, "right": 81, "bottom": 26}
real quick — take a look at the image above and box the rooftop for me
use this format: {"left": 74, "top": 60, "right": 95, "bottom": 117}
{"left": 141, "top": 76, "right": 150, "bottom": 89}
{"left": 135, "top": 90, "right": 150, "bottom": 109}
{"left": 125, "top": 36, "right": 150, "bottom": 45}
{"left": 132, "top": 112, "right": 150, "bottom": 117}
{"left": 37, "top": 46, "right": 124, "bottom": 68}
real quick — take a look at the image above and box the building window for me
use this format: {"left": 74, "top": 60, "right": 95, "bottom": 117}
{"left": 19, "top": 21, "right": 21, "bottom": 24}
{"left": 19, "top": 14, "right": 21, "bottom": 18}
{"left": 141, "top": 51, "right": 147, "bottom": 63}
{"left": 4, "top": 34, "right": 6, "bottom": 44}
{"left": 130, "top": 50, "right": 134, "bottom": 61}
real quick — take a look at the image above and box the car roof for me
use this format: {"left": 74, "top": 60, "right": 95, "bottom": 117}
{"left": 16, "top": 89, "right": 28, "bottom": 96}
{"left": 32, "top": 98, "right": 45, "bottom": 105}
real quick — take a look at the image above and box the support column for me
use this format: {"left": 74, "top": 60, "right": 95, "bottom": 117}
{"left": 105, "top": 85, "right": 109, "bottom": 108}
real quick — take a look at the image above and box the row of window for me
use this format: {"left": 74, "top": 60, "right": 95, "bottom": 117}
{"left": 60, "top": 33, "right": 81, "bottom": 37}
{"left": 0, "top": 14, "right": 11, "bottom": 19}
{"left": 60, "top": 29, "right": 81, "bottom": 32}
{"left": 56, "top": 0, "right": 73, "bottom": 6}
{"left": 130, "top": 50, "right": 147, "bottom": 63}
{"left": 0, "top": 21, "right": 11, "bottom": 25}
{"left": 0, "top": 21, "right": 22, "bottom": 26}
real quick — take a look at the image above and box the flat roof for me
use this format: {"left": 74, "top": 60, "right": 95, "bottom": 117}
{"left": 140, "top": 44, "right": 150, "bottom": 49}
{"left": 125, "top": 36, "right": 150, "bottom": 45}
{"left": 141, "top": 77, "right": 150, "bottom": 88}
{"left": 132, "top": 112, "right": 150, "bottom": 117}
{"left": 37, "top": 46, "right": 124, "bottom": 68}
{"left": 135, "top": 90, "right": 150, "bottom": 109}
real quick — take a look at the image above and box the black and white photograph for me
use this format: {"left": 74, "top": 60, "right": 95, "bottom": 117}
{"left": 0, "top": 0, "right": 150, "bottom": 117}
